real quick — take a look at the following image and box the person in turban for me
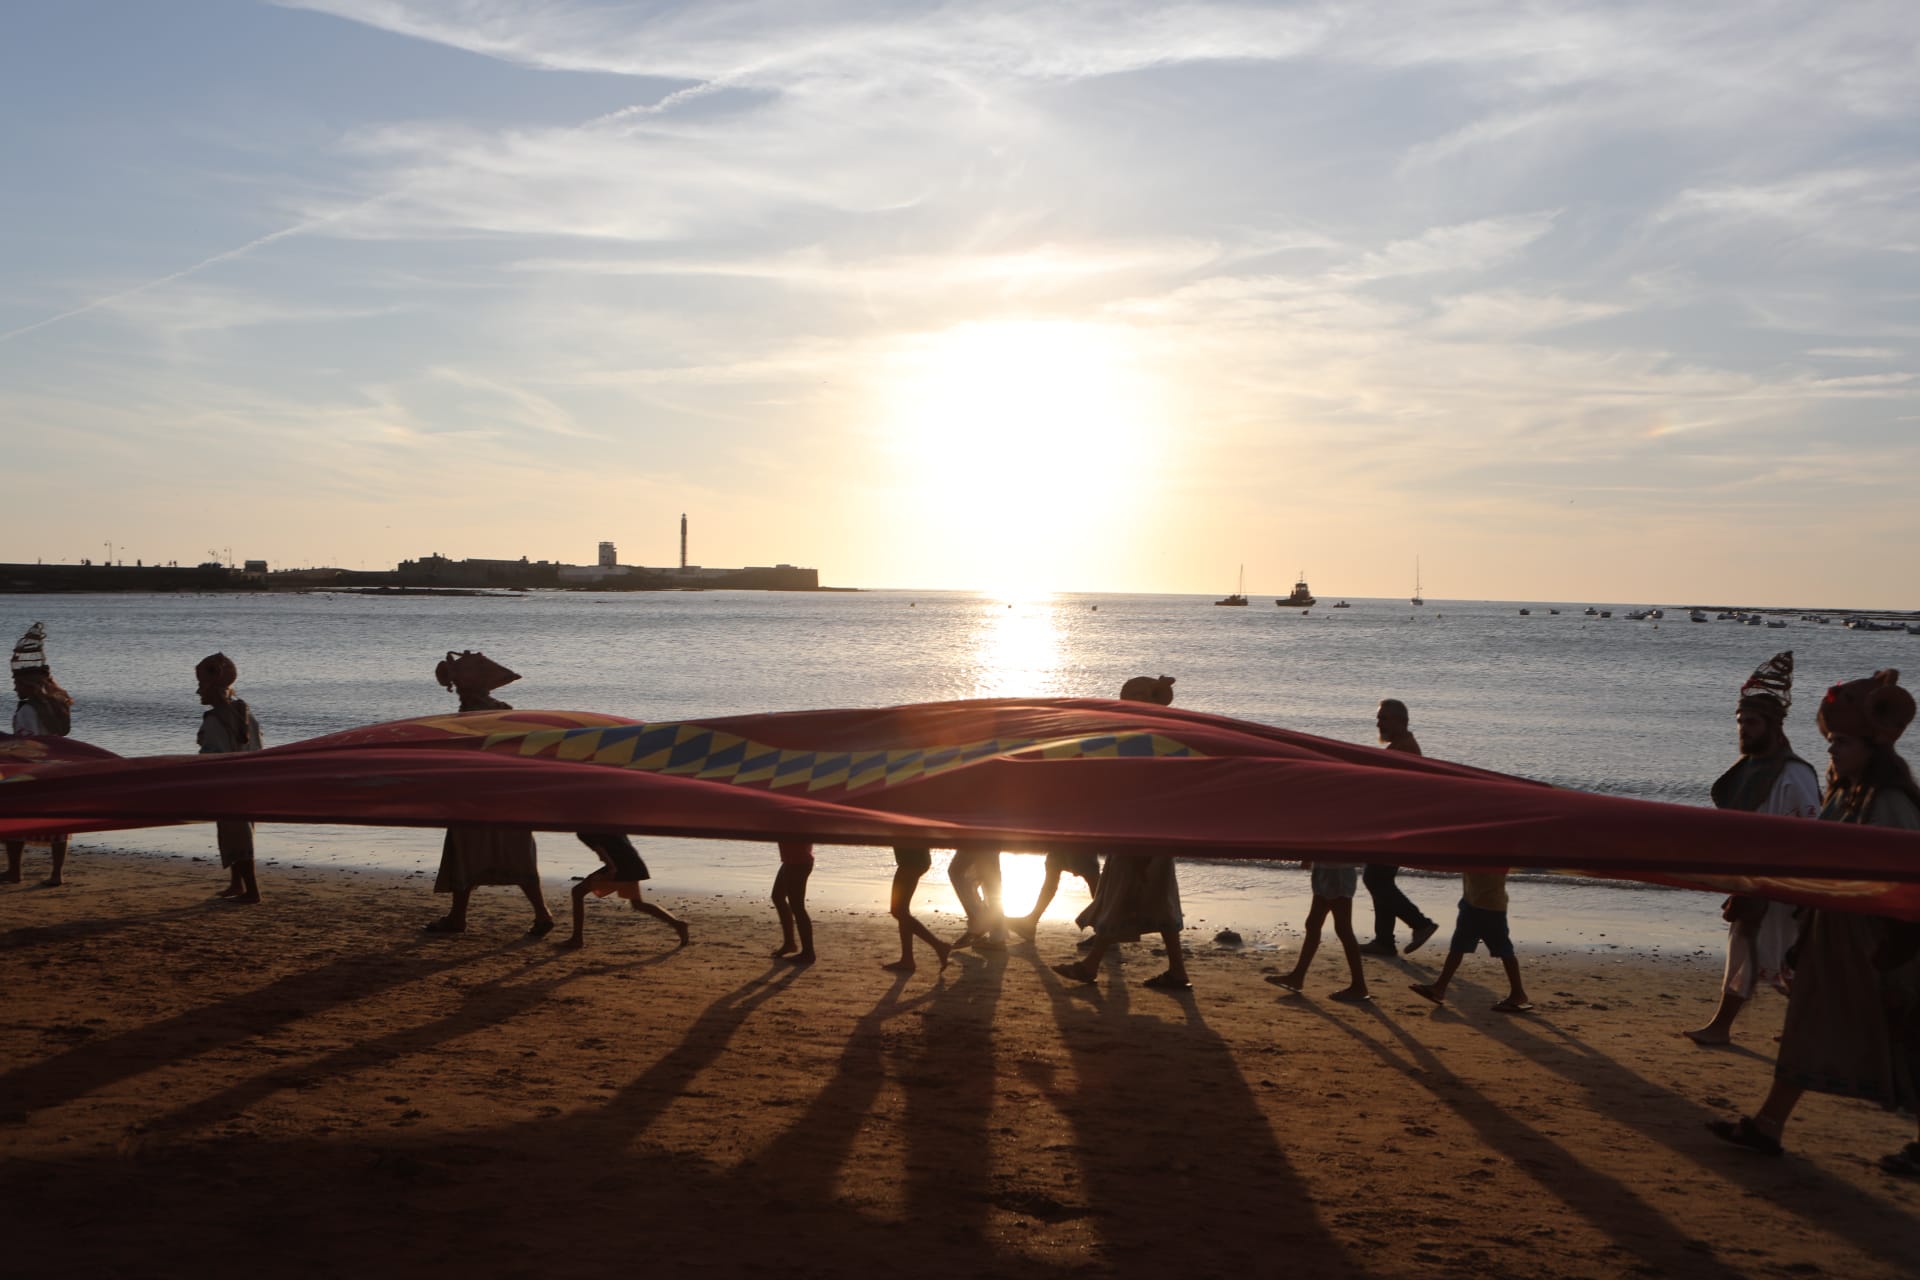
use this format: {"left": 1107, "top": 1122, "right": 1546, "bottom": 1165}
{"left": 5, "top": 622, "right": 75, "bottom": 885}
{"left": 1050, "top": 675, "right": 1192, "bottom": 991}
{"left": 1711, "top": 669, "right": 1920, "bottom": 1175}
{"left": 1684, "top": 652, "right": 1820, "bottom": 1045}
{"left": 425, "top": 652, "right": 556, "bottom": 937}
{"left": 195, "top": 652, "right": 265, "bottom": 903}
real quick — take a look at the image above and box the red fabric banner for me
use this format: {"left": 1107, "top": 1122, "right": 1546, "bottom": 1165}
{"left": 3, "top": 699, "right": 1916, "bottom": 918}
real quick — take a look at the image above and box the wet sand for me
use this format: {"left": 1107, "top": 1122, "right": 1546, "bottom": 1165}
{"left": 4, "top": 849, "right": 1918, "bottom": 1279}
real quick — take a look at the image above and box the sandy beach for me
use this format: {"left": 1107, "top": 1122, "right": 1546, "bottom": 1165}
{"left": 4, "top": 849, "right": 1918, "bottom": 1279}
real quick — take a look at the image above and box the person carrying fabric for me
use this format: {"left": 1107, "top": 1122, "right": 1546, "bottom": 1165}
{"left": 564, "top": 831, "right": 689, "bottom": 951}
{"left": 1051, "top": 674, "right": 1192, "bottom": 992}
{"left": 4, "top": 622, "right": 75, "bottom": 886}
{"left": 1358, "top": 698, "right": 1440, "bottom": 957}
{"left": 1684, "top": 651, "right": 1820, "bottom": 1045}
{"left": 425, "top": 650, "right": 556, "bottom": 937}
{"left": 1708, "top": 668, "right": 1920, "bottom": 1174}
{"left": 195, "top": 652, "right": 266, "bottom": 904}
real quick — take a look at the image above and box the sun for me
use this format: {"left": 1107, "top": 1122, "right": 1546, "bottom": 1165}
{"left": 874, "top": 318, "right": 1164, "bottom": 593}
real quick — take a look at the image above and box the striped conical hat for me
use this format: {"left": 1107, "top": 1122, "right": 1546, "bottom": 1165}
{"left": 1740, "top": 650, "right": 1793, "bottom": 712}
{"left": 10, "top": 622, "right": 48, "bottom": 674}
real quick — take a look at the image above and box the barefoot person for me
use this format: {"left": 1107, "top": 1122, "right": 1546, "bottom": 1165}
{"left": 1052, "top": 675, "right": 1192, "bottom": 992}
{"left": 1359, "top": 699, "right": 1439, "bottom": 957}
{"left": 883, "top": 843, "right": 951, "bottom": 973}
{"left": 1409, "top": 868, "right": 1532, "bottom": 1014}
{"left": 1684, "top": 652, "right": 1820, "bottom": 1046}
{"left": 1009, "top": 850, "right": 1100, "bottom": 942}
{"left": 563, "top": 831, "right": 689, "bottom": 951}
{"left": 770, "top": 839, "right": 816, "bottom": 964}
{"left": 194, "top": 652, "right": 264, "bottom": 904}
{"left": 1267, "top": 860, "right": 1371, "bottom": 1003}
{"left": 1709, "top": 669, "right": 1920, "bottom": 1170}
{"left": 948, "top": 843, "right": 1007, "bottom": 952}
{"left": 4, "top": 623, "right": 74, "bottom": 886}
{"left": 425, "top": 651, "right": 555, "bottom": 937}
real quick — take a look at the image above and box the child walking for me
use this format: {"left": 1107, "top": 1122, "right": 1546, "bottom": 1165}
{"left": 195, "top": 652, "right": 264, "bottom": 903}
{"left": 1267, "top": 862, "right": 1370, "bottom": 1002}
{"left": 770, "top": 839, "right": 816, "bottom": 964}
{"left": 564, "top": 832, "right": 689, "bottom": 951}
{"left": 1410, "top": 870, "right": 1532, "bottom": 1012}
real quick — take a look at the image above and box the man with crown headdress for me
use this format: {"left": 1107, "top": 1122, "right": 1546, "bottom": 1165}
{"left": 1684, "top": 651, "right": 1820, "bottom": 1046}
{"left": 196, "top": 652, "right": 265, "bottom": 903}
{"left": 4, "top": 623, "right": 75, "bottom": 885}
{"left": 1710, "top": 668, "right": 1920, "bottom": 1170}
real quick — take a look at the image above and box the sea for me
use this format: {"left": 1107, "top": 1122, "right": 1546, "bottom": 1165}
{"left": 7, "top": 589, "right": 1914, "bottom": 955}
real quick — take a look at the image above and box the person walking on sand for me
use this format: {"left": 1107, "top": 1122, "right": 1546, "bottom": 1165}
{"left": 883, "top": 843, "right": 951, "bottom": 973}
{"left": 563, "top": 831, "right": 689, "bottom": 951}
{"left": 1409, "top": 868, "right": 1532, "bottom": 1013}
{"left": 425, "top": 651, "right": 556, "bottom": 938}
{"left": 4, "top": 623, "right": 74, "bottom": 886}
{"left": 1052, "top": 675, "right": 1192, "bottom": 992}
{"left": 1708, "top": 669, "right": 1920, "bottom": 1172}
{"left": 1684, "top": 652, "right": 1820, "bottom": 1046}
{"left": 1267, "top": 859, "right": 1371, "bottom": 1002}
{"left": 195, "top": 652, "right": 265, "bottom": 904}
{"left": 1009, "top": 850, "right": 1101, "bottom": 943}
{"left": 1359, "top": 699, "right": 1439, "bottom": 957}
{"left": 948, "top": 842, "right": 1008, "bottom": 952}
{"left": 770, "top": 838, "right": 816, "bottom": 964}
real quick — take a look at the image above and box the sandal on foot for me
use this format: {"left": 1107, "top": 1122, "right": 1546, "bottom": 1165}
{"left": 526, "top": 919, "right": 556, "bottom": 938}
{"left": 1051, "top": 961, "right": 1098, "bottom": 985}
{"left": 1408, "top": 982, "right": 1444, "bottom": 1006}
{"left": 423, "top": 916, "right": 465, "bottom": 934}
{"left": 1328, "top": 988, "right": 1372, "bottom": 1004}
{"left": 1264, "top": 974, "right": 1304, "bottom": 993}
{"left": 1143, "top": 971, "right": 1192, "bottom": 991}
{"left": 1706, "top": 1116, "right": 1783, "bottom": 1156}
{"left": 1491, "top": 998, "right": 1534, "bottom": 1013}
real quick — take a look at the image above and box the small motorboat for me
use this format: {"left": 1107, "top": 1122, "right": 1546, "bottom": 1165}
{"left": 1518, "top": 608, "right": 1531, "bottom": 616}
{"left": 1690, "top": 610, "right": 1707, "bottom": 623}
{"left": 1332, "top": 600, "right": 1350, "bottom": 609}
{"left": 1584, "top": 606, "right": 1599, "bottom": 616}
{"left": 1277, "top": 571, "right": 1316, "bottom": 608}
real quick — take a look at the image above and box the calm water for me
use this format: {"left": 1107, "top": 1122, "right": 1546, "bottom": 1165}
{"left": 7, "top": 590, "right": 1913, "bottom": 949}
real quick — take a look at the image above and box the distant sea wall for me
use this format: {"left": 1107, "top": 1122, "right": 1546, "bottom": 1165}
{"left": 0, "top": 563, "right": 258, "bottom": 593}
{"left": 0, "top": 561, "right": 823, "bottom": 593}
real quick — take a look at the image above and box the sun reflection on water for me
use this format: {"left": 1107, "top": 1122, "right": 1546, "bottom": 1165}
{"left": 966, "top": 593, "right": 1066, "bottom": 698}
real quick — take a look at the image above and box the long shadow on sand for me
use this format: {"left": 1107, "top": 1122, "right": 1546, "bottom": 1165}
{"left": 1028, "top": 950, "right": 1362, "bottom": 1278}
{"left": 0, "top": 942, "right": 506, "bottom": 1116}
{"left": 1423, "top": 972, "right": 1920, "bottom": 1270}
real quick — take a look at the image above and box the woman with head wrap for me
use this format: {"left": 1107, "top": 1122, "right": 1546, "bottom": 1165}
{"left": 5, "top": 623, "right": 75, "bottom": 886}
{"left": 195, "top": 652, "right": 265, "bottom": 903}
{"left": 1050, "top": 675, "right": 1193, "bottom": 991}
{"left": 425, "top": 651, "right": 557, "bottom": 937}
{"left": 1710, "top": 669, "right": 1920, "bottom": 1174}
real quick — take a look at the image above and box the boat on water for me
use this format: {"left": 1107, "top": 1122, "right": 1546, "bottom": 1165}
{"left": 1766, "top": 619, "right": 1788, "bottom": 629}
{"left": 1584, "top": 606, "right": 1599, "bottom": 616}
{"left": 1215, "top": 565, "right": 1248, "bottom": 606}
{"left": 1548, "top": 608, "right": 1560, "bottom": 615}
{"left": 1410, "top": 558, "right": 1424, "bottom": 607}
{"left": 1332, "top": 600, "right": 1350, "bottom": 608}
{"left": 1625, "top": 609, "right": 1651, "bottom": 621}
{"left": 1600, "top": 610, "right": 1612, "bottom": 618}
{"left": 1277, "top": 571, "right": 1316, "bottom": 608}
{"left": 1518, "top": 608, "right": 1530, "bottom": 616}
{"left": 1690, "top": 609, "right": 1708, "bottom": 623}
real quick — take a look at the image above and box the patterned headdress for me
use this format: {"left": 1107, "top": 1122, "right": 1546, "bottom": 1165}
{"left": 1818, "top": 669, "right": 1915, "bottom": 747}
{"left": 435, "top": 650, "right": 520, "bottom": 695}
{"left": 11, "top": 622, "right": 49, "bottom": 675}
{"left": 1738, "top": 651, "right": 1793, "bottom": 717}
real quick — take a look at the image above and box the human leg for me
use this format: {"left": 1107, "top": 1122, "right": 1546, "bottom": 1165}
{"left": 772, "top": 863, "right": 801, "bottom": 956}
{"left": 234, "top": 860, "right": 260, "bottom": 905}
{"left": 1329, "top": 897, "right": 1368, "bottom": 998}
{"left": 565, "top": 875, "right": 595, "bottom": 949}
{"left": 519, "top": 875, "right": 556, "bottom": 932}
{"left": 1492, "top": 954, "right": 1532, "bottom": 1011}
{"left": 787, "top": 861, "right": 815, "bottom": 962}
{"left": 3, "top": 841, "right": 21, "bottom": 882}
{"left": 46, "top": 835, "right": 67, "bottom": 886}
{"left": 1410, "top": 949, "right": 1465, "bottom": 1004}
{"left": 1361, "top": 865, "right": 1400, "bottom": 951}
{"left": 1013, "top": 864, "right": 1064, "bottom": 941}
{"left": 1280, "top": 896, "right": 1330, "bottom": 987}
{"left": 1052, "top": 936, "right": 1112, "bottom": 984}
{"left": 631, "top": 888, "right": 690, "bottom": 945}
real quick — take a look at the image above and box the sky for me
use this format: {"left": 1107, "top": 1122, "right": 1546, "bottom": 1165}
{"left": 2, "top": 1, "right": 1917, "bottom": 604}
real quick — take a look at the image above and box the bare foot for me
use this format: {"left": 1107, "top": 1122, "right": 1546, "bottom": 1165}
{"left": 1683, "top": 1027, "right": 1730, "bottom": 1046}
{"left": 0, "top": 870, "right": 20, "bottom": 884}
{"left": 934, "top": 938, "right": 953, "bottom": 970}
{"left": 560, "top": 935, "right": 584, "bottom": 950}
{"left": 881, "top": 959, "right": 915, "bottom": 973}
{"left": 788, "top": 950, "right": 816, "bottom": 966}
{"left": 1009, "top": 917, "right": 1037, "bottom": 942}
{"left": 216, "top": 885, "right": 242, "bottom": 898}
{"left": 43, "top": 876, "right": 63, "bottom": 887}
{"left": 1265, "top": 973, "right": 1304, "bottom": 993}
{"left": 672, "top": 920, "right": 691, "bottom": 948}
{"left": 1409, "top": 982, "right": 1445, "bottom": 1005}
{"left": 1051, "top": 960, "right": 1097, "bottom": 984}
{"left": 772, "top": 943, "right": 798, "bottom": 958}
{"left": 234, "top": 892, "right": 261, "bottom": 905}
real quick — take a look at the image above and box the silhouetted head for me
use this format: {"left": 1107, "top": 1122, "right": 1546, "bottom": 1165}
{"left": 195, "top": 652, "right": 238, "bottom": 707}
{"left": 1119, "top": 675, "right": 1175, "bottom": 705}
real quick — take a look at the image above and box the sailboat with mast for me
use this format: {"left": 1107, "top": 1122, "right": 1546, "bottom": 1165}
{"left": 1215, "top": 565, "right": 1249, "bottom": 606}
{"left": 1411, "top": 558, "right": 1425, "bottom": 607}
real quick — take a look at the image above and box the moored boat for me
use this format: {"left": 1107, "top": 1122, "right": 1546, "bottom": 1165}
{"left": 1277, "top": 571, "right": 1316, "bottom": 608}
